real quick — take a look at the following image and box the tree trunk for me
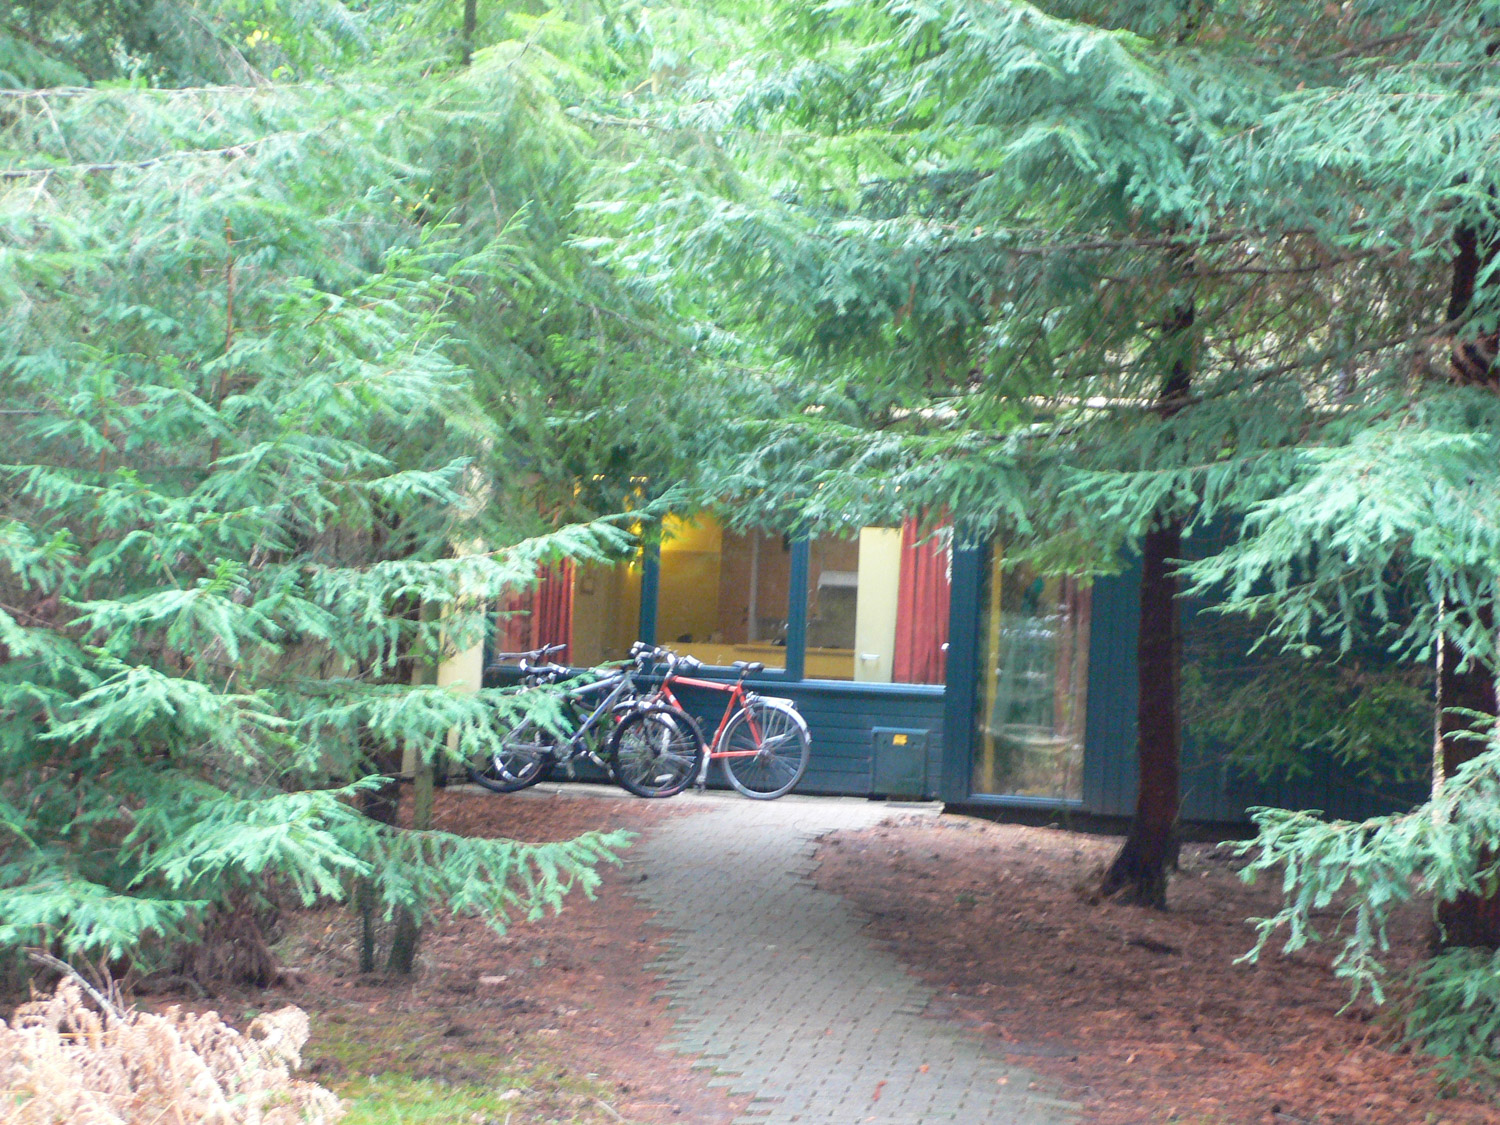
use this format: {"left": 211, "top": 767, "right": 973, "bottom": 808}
{"left": 357, "top": 751, "right": 401, "bottom": 975}
{"left": 1101, "top": 288, "right": 1194, "bottom": 909}
{"left": 1101, "top": 516, "right": 1184, "bottom": 908}
{"left": 460, "top": 0, "right": 478, "bottom": 67}
{"left": 1434, "top": 224, "right": 1500, "bottom": 949}
{"left": 1435, "top": 610, "right": 1500, "bottom": 947}
{"left": 387, "top": 759, "right": 435, "bottom": 974}
{"left": 387, "top": 599, "right": 442, "bottom": 975}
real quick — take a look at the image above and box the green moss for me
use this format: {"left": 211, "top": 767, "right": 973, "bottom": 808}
{"left": 304, "top": 1008, "right": 630, "bottom": 1125}
{"left": 335, "top": 1075, "right": 526, "bottom": 1125}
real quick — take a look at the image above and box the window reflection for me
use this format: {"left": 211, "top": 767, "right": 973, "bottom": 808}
{"left": 973, "top": 549, "right": 1090, "bottom": 799}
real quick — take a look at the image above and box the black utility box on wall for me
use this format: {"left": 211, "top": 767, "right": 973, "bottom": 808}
{"left": 871, "top": 727, "right": 929, "bottom": 798}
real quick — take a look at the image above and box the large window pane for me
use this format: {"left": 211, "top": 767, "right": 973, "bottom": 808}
{"left": 498, "top": 558, "right": 641, "bottom": 666}
{"left": 656, "top": 513, "right": 790, "bottom": 669}
{"left": 972, "top": 549, "right": 1090, "bottom": 799}
{"left": 570, "top": 560, "right": 642, "bottom": 665}
{"left": 804, "top": 520, "right": 950, "bottom": 684}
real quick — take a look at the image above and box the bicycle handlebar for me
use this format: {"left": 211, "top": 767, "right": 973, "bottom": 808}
{"left": 631, "top": 644, "right": 755, "bottom": 679}
{"left": 516, "top": 659, "right": 572, "bottom": 681}
{"left": 494, "top": 642, "right": 568, "bottom": 663}
{"left": 630, "top": 643, "right": 691, "bottom": 671}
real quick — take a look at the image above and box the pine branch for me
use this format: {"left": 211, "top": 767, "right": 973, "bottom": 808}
{"left": 0, "top": 133, "right": 298, "bottom": 180}
{"left": 0, "top": 20, "right": 89, "bottom": 75}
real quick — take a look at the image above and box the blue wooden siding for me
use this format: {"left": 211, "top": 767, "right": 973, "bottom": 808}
{"left": 668, "top": 680, "right": 946, "bottom": 798}
{"left": 1081, "top": 565, "right": 1141, "bottom": 817}
{"left": 1080, "top": 548, "right": 1427, "bottom": 824}
{"left": 940, "top": 546, "right": 985, "bottom": 802}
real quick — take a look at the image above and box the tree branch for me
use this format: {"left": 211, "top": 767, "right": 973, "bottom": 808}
{"left": 0, "top": 134, "right": 295, "bottom": 180}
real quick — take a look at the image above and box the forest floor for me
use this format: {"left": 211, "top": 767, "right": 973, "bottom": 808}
{"left": 814, "top": 811, "right": 1499, "bottom": 1125}
{"left": 128, "top": 787, "right": 1497, "bottom": 1125}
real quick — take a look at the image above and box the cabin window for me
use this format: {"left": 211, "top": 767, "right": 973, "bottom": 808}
{"left": 803, "top": 521, "right": 950, "bottom": 684}
{"left": 497, "top": 558, "right": 641, "bottom": 666}
{"left": 494, "top": 511, "right": 951, "bottom": 687}
{"left": 971, "top": 548, "right": 1091, "bottom": 800}
{"left": 655, "top": 513, "right": 790, "bottom": 671}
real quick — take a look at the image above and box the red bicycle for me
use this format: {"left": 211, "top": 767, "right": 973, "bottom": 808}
{"left": 631, "top": 643, "right": 811, "bottom": 799}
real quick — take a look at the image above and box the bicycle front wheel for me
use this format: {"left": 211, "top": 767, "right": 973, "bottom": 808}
{"left": 467, "top": 717, "right": 556, "bottom": 793}
{"left": 607, "top": 707, "right": 704, "bottom": 798}
{"left": 720, "top": 699, "right": 810, "bottom": 800}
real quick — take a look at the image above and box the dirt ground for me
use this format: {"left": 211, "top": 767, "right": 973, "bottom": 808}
{"left": 133, "top": 788, "right": 1499, "bottom": 1125}
{"left": 813, "top": 813, "right": 1500, "bottom": 1125}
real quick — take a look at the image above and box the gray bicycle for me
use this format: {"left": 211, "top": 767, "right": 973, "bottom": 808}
{"left": 468, "top": 643, "right": 706, "bottom": 798}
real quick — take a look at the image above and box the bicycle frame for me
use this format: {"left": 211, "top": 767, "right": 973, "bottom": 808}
{"left": 650, "top": 670, "right": 770, "bottom": 761}
{"left": 473, "top": 644, "right": 707, "bottom": 798}
{"left": 522, "top": 663, "right": 640, "bottom": 769}
{"left": 633, "top": 651, "right": 808, "bottom": 795}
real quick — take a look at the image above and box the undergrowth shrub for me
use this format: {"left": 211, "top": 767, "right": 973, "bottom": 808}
{"left": 1403, "top": 948, "right": 1500, "bottom": 1080}
{"left": 0, "top": 980, "right": 342, "bottom": 1123}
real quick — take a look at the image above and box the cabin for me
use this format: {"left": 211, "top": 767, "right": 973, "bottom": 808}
{"left": 476, "top": 512, "right": 1426, "bottom": 825}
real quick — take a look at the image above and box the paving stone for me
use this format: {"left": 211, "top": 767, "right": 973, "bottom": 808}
{"left": 622, "top": 792, "right": 1080, "bottom": 1125}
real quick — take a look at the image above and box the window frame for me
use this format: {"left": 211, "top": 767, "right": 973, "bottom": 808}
{"left": 487, "top": 533, "right": 970, "bottom": 695}
{"left": 635, "top": 539, "right": 809, "bottom": 682}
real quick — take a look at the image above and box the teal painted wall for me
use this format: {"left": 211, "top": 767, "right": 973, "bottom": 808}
{"left": 1079, "top": 550, "right": 1429, "bottom": 824}
{"left": 666, "top": 679, "right": 946, "bottom": 797}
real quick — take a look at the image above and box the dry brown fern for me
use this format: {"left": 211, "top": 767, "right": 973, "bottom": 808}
{"left": 0, "top": 979, "right": 342, "bottom": 1124}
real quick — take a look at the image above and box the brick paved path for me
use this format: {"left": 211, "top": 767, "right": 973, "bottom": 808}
{"left": 623, "top": 793, "right": 1079, "bottom": 1125}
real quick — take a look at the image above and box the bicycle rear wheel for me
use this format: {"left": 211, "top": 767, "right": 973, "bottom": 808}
{"left": 607, "top": 706, "right": 704, "bottom": 798}
{"left": 719, "top": 699, "right": 810, "bottom": 800}
{"left": 467, "top": 716, "right": 556, "bottom": 793}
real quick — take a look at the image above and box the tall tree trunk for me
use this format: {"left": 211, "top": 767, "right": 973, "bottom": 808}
{"left": 460, "top": 0, "right": 478, "bottom": 67}
{"left": 1435, "top": 224, "right": 1500, "bottom": 948}
{"left": 1435, "top": 607, "right": 1500, "bottom": 947}
{"left": 1101, "top": 290, "right": 1194, "bottom": 909}
{"left": 357, "top": 735, "right": 401, "bottom": 975}
{"left": 388, "top": 599, "right": 441, "bottom": 975}
{"left": 1101, "top": 516, "right": 1183, "bottom": 908}
{"left": 387, "top": 759, "right": 435, "bottom": 974}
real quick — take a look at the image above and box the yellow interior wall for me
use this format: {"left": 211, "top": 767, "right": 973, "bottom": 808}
{"left": 852, "top": 527, "right": 903, "bottom": 682}
{"left": 571, "top": 560, "right": 642, "bottom": 666}
{"left": 658, "top": 513, "right": 723, "bottom": 644}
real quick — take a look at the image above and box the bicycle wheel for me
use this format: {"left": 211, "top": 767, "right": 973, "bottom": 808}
{"left": 720, "top": 699, "right": 810, "bottom": 800}
{"left": 467, "top": 716, "right": 556, "bottom": 793}
{"left": 607, "top": 706, "right": 704, "bottom": 798}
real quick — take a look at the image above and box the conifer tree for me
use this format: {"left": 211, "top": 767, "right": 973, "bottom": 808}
{"left": 598, "top": 0, "right": 1335, "bottom": 907}
{"left": 599, "top": 0, "right": 1500, "bottom": 1059}
{"left": 0, "top": 0, "right": 723, "bottom": 978}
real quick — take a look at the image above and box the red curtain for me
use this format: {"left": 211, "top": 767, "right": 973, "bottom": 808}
{"left": 496, "top": 561, "right": 574, "bottom": 658}
{"left": 496, "top": 589, "right": 532, "bottom": 655}
{"left": 530, "top": 561, "right": 574, "bottom": 655}
{"left": 892, "top": 517, "right": 950, "bottom": 684}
